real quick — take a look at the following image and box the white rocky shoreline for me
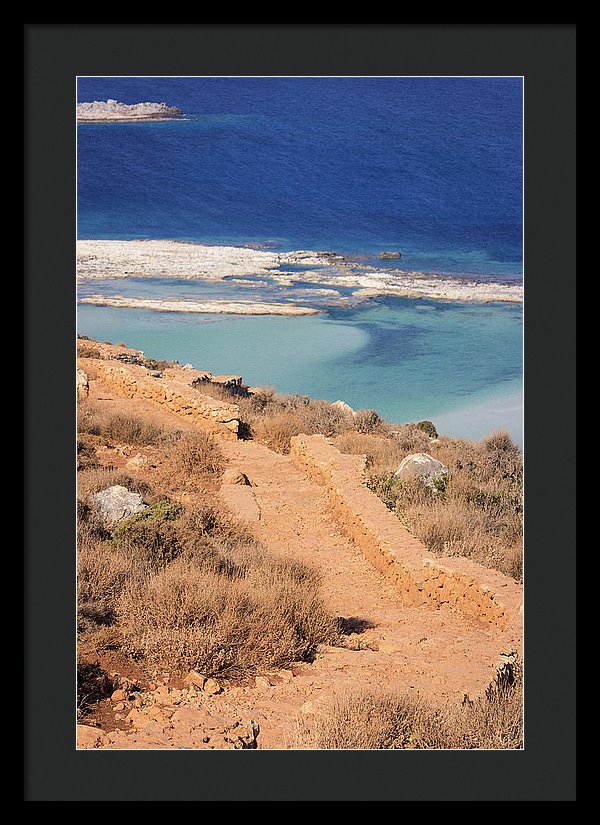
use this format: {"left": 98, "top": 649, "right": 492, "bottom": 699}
{"left": 78, "top": 294, "right": 323, "bottom": 317}
{"left": 77, "top": 239, "right": 523, "bottom": 306}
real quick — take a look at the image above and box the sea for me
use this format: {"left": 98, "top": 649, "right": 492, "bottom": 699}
{"left": 77, "top": 76, "right": 523, "bottom": 444}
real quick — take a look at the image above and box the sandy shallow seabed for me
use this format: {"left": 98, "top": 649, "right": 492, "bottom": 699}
{"left": 77, "top": 240, "right": 523, "bottom": 306}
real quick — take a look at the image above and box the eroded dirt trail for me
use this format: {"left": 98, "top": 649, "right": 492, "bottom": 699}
{"left": 213, "top": 440, "right": 507, "bottom": 747}
{"left": 80, "top": 374, "right": 513, "bottom": 750}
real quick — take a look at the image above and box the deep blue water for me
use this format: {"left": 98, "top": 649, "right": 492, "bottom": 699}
{"left": 76, "top": 77, "right": 523, "bottom": 443}
{"left": 77, "top": 77, "right": 522, "bottom": 278}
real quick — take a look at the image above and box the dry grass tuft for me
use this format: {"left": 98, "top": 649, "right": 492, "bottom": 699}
{"left": 333, "top": 431, "right": 405, "bottom": 476}
{"left": 153, "top": 430, "right": 224, "bottom": 492}
{"left": 297, "top": 663, "right": 523, "bottom": 749}
{"left": 76, "top": 447, "right": 336, "bottom": 678}
{"left": 77, "top": 401, "right": 165, "bottom": 446}
{"left": 250, "top": 409, "right": 310, "bottom": 453}
{"left": 117, "top": 551, "right": 336, "bottom": 677}
{"left": 249, "top": 401, "right": 351, "bottom": 453}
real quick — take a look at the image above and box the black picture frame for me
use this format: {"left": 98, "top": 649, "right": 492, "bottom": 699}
{"left": 25, "top": 23, "right": 576, "bottom": 802}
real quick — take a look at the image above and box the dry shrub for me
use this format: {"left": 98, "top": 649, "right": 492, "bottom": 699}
{"left": 77, "top": 345, "right": 101, "bottom": 359}
{"left": 391, "top": 424, "right": 432, "bottom": 453}
{"left": 174, "top": 504, "right": 269, "bottom": 575}
{"left": 78, "top": 489, "right": 336, "bottom": 678}
{"left": 432, "top": 432, "right": 522, "bottom": 486}
{"left": 404, "top": 501, "right": 489, "bottom": 554}
{"left": 353, "top": 409, "right": 385, "bottom": 434}
{"left": 195, "top": 383, "right": 355, "bottom": 453}
{"left": 76, "top": 467, "right": 157, "bottom": 505}
{"left": 251, "top": 402, "right": 351, "bottom": 454}
{"left": 77, "top": 401, "right": 164, "bottom": 446}
{"left": 78, "top": 499, "right": 182, "bottom": 629}
{"left": 334, "top": 424, "right": 438, "bottom": 475}
{"left": 410, "top": 664, "right": 523, "bottom": 750}
{"left": 298, "top": 691, "right": 424, "bottom": 749}
{"left": 118, "top": 556, "right": 336, "bottom": 678}
{"left": 303, "top": 400, "right": 350, "bottom": 436}
{"left": 251, "top": 409, "right": 309, "bottom": 453}
{"left": 77, "top": 400, "right": 102, "bottom": 436}
{"left": 298, "top": 665, "right": 523, "bottom": 749}
{"left": 333, "top": 432, "right": 405, "bottom": 476}
{"left": 76, "top": 437, "right": 99, "bottom": 471}
{"left": 101, "top": 414, "right": 164, "bottom": 446}
{"left": 78, "top": 543, "right": 145, "bottom": 628}
{"left": 397, "top": 496, "right": 522, "bottom": 579}
{"left": 155, "top": 430, "right": 224, "bottom": 492}
{"left": 77, "top": 660, "right": 113, "bottom": 715}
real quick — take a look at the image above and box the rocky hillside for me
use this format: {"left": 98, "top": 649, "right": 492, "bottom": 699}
{"left": 76, "top": 337, "right": 523, "bottom": 750}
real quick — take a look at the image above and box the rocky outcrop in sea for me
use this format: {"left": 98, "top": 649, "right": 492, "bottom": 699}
{"left": 77, "top": 99, "right": 183, "bottom": 122}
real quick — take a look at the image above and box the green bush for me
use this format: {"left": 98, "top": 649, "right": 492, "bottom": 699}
{"left": 432, "top": 474, "right": 449, "bottom": 497}
{"left": 112, "top": 500, "right": 184, "bottom": 567}
{"left": 415, "top": 420, "right": 438, "bottom": 438}
{"left": 367, "top": 473, "right": 400, "bottom": 510}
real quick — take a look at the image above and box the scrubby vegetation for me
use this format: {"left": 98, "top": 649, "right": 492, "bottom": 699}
{"left": 77, "top": 401, "right": 165, "bottom": 446}
{"left": 77, "top": 659, "right": 113, "bottom": 716}
{"left": 154, "top": 430, "right": 225, "bottom": 493}
{"left": 194, "top": 383, "right": 386, "bottom": 453}
{"left": 356, "top": 430, "right": 523, "bottom": 580}
{"left": 297, "top": 661, "right": 523, "bottom": 749}
{"left": 76, "top": 341, "right": 524, "bottom": 749}
{"left": 78, "top": 493, "right": 336, "bottom": 678}
{"left": 76, "top": 399, "right": 337, "bottom": 680}
{"left": 77, "top": 344, "right": 102, "bottom": 359}
{"left": 193, "top": 380, "right": 523, "bottom": 580}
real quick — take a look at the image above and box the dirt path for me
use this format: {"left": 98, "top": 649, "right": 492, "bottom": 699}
{"left": 80, "top": 372, "right": 514, "bottom": 750}
{"left": 213, "top": 440, "right": 509, "bottom": 745}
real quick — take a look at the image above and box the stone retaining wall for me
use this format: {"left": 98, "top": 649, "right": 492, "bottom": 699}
{"left": 290, "top": 434, "right": 522, "bottom": 649}
{"left": 90, "top": 359, "right": 240, "bottom": 440}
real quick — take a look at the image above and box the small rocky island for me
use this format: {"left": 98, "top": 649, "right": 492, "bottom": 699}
{"left": 77, "top": 99, "right": 183, "bottom": 122}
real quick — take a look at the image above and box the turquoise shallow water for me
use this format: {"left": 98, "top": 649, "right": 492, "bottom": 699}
{"left": 77, "top": 295, "right": 523, "bottom": 444}
{"left": 76, "top": 78, "right": 523, "bottom": 444}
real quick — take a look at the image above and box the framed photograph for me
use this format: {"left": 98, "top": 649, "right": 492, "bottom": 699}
{"left": 25, "top": 24, "right": 576, "bottom": 802}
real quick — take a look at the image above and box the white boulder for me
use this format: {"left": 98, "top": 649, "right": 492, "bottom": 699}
{"left": 332, "top": 400, "right": 356, "bottom": 416}
{"left": 93, "top": 485, "right": 147, "bottom": 524}
{"left": 394, "top": 453, "right": 449, "bottom": 486}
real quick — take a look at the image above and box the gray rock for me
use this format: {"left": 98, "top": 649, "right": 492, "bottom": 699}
{"left": 378, "top": 251, "right": 402, "bottom": 260}
{"left": 394, "top": 453, "right": 449, "bottom": 487}
{"left": 93, "top": 485, "right": 147, "bottom": 524}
